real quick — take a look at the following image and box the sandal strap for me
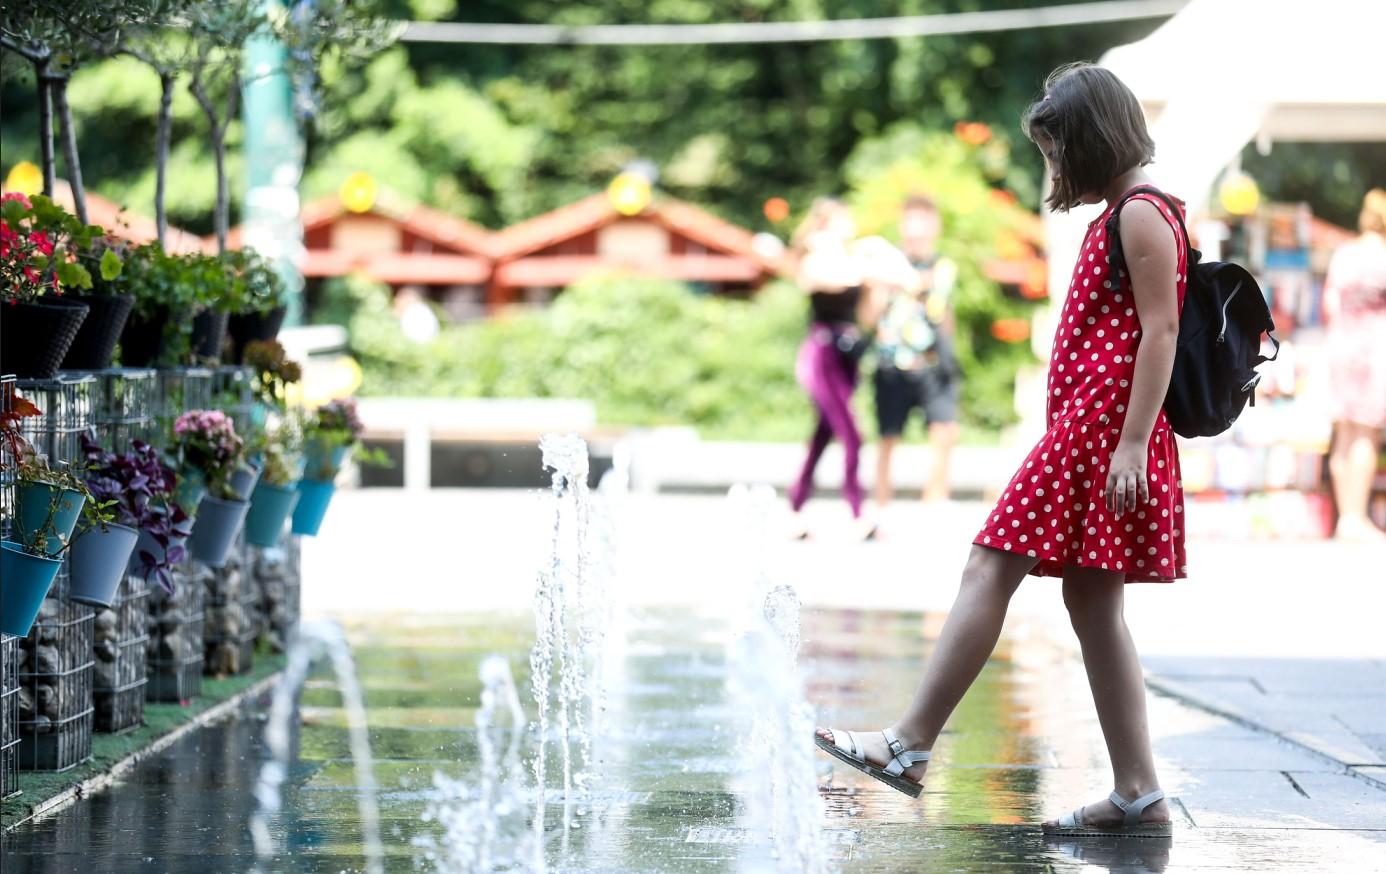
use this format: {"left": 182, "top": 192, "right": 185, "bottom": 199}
{"left": 1057, "top": 806, "right": 1084, "bottom": 829}
{"left": 881, "top": 727, "right": 931, "bottom": 777}
{"left": 827, "top": 728, "right": 864, "bottom": 762}
{"left": 1109, "top": 788, "right": 1165, "bottom": 828}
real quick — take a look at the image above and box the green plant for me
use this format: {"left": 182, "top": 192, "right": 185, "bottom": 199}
{"left": 230, "top": 248, "right": 287, "bottom": 314}
{"left": 256, "top": 417, "right": 303, "bottom": 487}
{"left": 244, "top": 338, "right": 301, "bottom": 411}
{"left": 1, "top": 191, "right": 120, "bottom": 303}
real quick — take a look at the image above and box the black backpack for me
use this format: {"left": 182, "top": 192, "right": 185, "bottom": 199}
{"left": 1104, "top": 186, "right": 1278, "bottom": 439}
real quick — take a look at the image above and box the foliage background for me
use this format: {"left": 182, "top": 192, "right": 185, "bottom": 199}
{"left": 4, "top": 1, "right": 1380, "bottom": 234}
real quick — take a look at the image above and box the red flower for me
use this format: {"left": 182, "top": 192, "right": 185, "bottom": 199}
{"left": 1, "top": 191, "right": 32, "bottom": 209}
{"left": 27, "top": 230, "right": 53, "bottom": 255}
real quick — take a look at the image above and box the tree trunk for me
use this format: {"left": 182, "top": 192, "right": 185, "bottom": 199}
{"left": 52, "top": 77, "right": 87, "bottom": 224}
{"left": 212, "top": 128, "right": 227, "bottom": 253}
{"left": 36, "top": 58, "right": 56, "bottom": 197}
{"left": 155, "top": 72, "right": 175, "bottom": 247}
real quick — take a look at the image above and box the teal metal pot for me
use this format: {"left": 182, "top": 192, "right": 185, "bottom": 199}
{"left": 291, "top": 479, "right": 336, "bottom": 536}
{"left": 244, "top": 481, "right": 300, "bottom": 548}
{"left": 68, "top": 522, "right": 139, "bottom": 607}
{"left": 1, "top": 541, "right": 61, "bottom": 636}
{"left": 15, "top": 481, "right": 86, "bottom": 556}
{"left": 189, "top": 495, "right": 251, "bottom": 567}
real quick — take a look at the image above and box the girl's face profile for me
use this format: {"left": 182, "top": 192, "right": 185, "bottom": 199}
{"left": 1034, "top": 132, "right": 1103, "bottom": 207}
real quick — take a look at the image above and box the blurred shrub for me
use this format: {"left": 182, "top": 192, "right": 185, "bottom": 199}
{"left": 322, "top": 273, "right": 814, "bottom": 440}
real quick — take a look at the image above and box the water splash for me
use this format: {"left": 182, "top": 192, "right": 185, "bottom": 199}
{"left": 531, "top": 433, "right": 610, "bottom": 868}
{"left": 725, "top": 485, "right": 830, "bottom": 874}
{"left": 248, "top": 620, "right": 383, "bottom": 874}
{"left": 415, "top": 656, "right": 533, "bottom": 872}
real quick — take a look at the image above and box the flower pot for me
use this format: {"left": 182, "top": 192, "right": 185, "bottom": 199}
{"left": 119, "top": 304, "right": 172, "bottom": 366}
{"left": 228, "top": 305, "right": 287, "bottom": 363}
{"left": 189, "top": 494, "right": 250, "bottom": 567}
{"left": 291, "top": 479, "right": 336, "bottom": 536}
{"left": 303, "top": 441, "right": 348, "bottom": 481}
{"left": 0, "top": 298, "right": 90, "bottom": 378}
{"left": 190, "top": 309, "right": 229, "bottom": 363}
{"left": 131, "top": 527, "right": 187, "bottom": 578}
{"left": 61, "top": 292, "right": 135, "bottom": 370}
{"left": 229, "top": 463, "right": 261, "bottom": 501}
{"left": 15, "top": 481, "right": 86, "bottom": 557}
{"left": 173, "top": 469, "right": 207, "bottom": 514}
{"left": 244, "top": 481, "right": 300, "bottom": 547}
{"left": 0, "top": 541, "right": 62, "bottom": 636}
{"left": 68, "top": 522, "right": 139, "bottom": 607}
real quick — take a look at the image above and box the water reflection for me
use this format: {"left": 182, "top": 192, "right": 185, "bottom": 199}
{"left": 4, "top": 608, "right": 1380, "bottom": 872}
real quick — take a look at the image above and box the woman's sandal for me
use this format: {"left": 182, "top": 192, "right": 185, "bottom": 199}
{"left": 1042, "top": 788, "right": 1173, "bottom": 837}
{"left": 814, "top": 728, "right": 929, "bottom": 798}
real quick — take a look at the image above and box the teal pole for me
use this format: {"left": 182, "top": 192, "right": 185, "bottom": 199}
{"left": 241, "top": 2, "right": 306, "bottom": 327}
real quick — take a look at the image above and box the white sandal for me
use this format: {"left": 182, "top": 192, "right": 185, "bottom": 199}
{"left": 814, "top": 727, "right": 929, "bottom": 798}
{"left": 1043, "top": 788, "right": 1173, "bottom": 837}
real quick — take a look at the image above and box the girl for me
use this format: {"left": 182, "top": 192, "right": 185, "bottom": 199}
{"left": 787, "top": 198, "right": 877, "bottom": 541}
{"left": 815, "top": 63, "right": 1185, "bottom": 836}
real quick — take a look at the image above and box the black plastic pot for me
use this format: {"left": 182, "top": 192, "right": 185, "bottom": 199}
{"left": 227, "top": 305, "right": 287, "bottom": 363}
{"left": 61, "top": 292, "right": 135, "bottom": 370}
{"left": 0, "top": 298, "right": 89, "bottom": 379}
{"left": 190, "top": 309, "right": 230, "bottom": 363}
{"left": 119, "top": 304, "right": 170, "bottom": 367}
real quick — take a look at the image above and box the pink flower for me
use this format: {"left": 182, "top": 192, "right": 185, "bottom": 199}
{"left": 1, "top": 191, "right": 32, "bottom": 209}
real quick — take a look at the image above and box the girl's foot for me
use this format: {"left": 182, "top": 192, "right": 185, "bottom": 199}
{"left": 813, "top": 726, "right": 930, "bottom": 784}
{"left": 854, "top": 518, "right": 879, "bottom": 542}
{"left": 1043, "top": 792, "right": 1170, "bottom": 831}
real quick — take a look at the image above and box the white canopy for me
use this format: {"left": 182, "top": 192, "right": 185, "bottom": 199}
{"left": 1041, "top": 0, "right": 1386, "bottom": 310}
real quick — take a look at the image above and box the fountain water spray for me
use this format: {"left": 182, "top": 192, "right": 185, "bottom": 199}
{"left": 725, "top": 485, "right": 830, "bottom": 874}
{"left": 248, "top": 620, "right": 383, "bottom": 874}
{"left": 530, "top": 433, "right": 611, "bottom": 867}
{"left": 416, "top": 656, "right": 534, "bottom": 872}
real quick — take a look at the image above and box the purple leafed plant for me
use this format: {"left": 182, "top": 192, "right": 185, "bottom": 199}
{"left": 81, "top": 434, "right": 193, "bottom": 593}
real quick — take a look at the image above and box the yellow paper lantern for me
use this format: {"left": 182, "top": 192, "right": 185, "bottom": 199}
{"left": 4, "top": 161, "right": 43, "bottom": 196}
{"left": 1219, "top": 172, "right": 1260, "bottom": 216}
{"left": 607, "top": 172, "right": 652, "bottom": 216}
{"left": 339, "top": 171, "right": 378, "bottom": 214}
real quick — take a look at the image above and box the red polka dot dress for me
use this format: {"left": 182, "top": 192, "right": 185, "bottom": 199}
{"left": 975, "top": 190, "right": 1189, "bottom": 582}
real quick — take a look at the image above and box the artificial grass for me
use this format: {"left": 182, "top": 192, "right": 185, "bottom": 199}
{"left": 2, "top": 654, "right": 285, "bottom": 830}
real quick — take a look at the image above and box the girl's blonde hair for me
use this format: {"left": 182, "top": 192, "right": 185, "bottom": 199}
{"left": 1360, "top": 188, "right": 1386, "bottom": 235}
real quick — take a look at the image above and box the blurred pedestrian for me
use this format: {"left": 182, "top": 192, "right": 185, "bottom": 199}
{"left": 868, "top": 194, "right": 963, "bottom": 507}
{"left": 1324, "top": 188, "right": 1386, "bottom": 542}
{"left": 786, "top": 198, "right": 876, "bottom": 541}
{"left": 816, "top": 63, "right": 1182, "bottom": 836}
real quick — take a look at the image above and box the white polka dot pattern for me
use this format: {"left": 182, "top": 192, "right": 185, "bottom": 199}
{"left": 974, "top": 192, "right": 1189, "bottom": 582}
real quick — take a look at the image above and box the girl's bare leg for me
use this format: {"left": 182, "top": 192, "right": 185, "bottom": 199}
{"left": 815, "top": 545, "right": 1036, "bottom": 781}
{"left": 1042, "top": 565, "right": 1169, "bottom": 827}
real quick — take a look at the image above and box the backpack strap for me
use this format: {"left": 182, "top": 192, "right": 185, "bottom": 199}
{"left": 1103, "top": 185, "right": 1194, "bottom": 272}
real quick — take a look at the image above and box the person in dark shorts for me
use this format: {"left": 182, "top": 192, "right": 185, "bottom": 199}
{"left": 870, "top": 194, "right": 962, "bottom": 506}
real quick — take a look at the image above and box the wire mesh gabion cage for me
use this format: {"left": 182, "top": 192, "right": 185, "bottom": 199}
{"left": 1, "top": 634, "right": 19, "bottom": 799}
{"left": 1, "top": 375, "right": 18, "bottom": 796}
{"left": 211, "top": 366, "right": 255, "bottom": 438}
{"left": 154, "top": 367, "right": 214, "bottom": 441}
{"left": 14, "top": 377, "right": 97, "bottom": 772}
{"left": 90, "top": 368, "right": 158, "bottom": 452}
{"left": 146, "top": 563, "right": 204, "bottom": 703}
{"left": 93, "top": 574, "right": 150, "bottom": 733}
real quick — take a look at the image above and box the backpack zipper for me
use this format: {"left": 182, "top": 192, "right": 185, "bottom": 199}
{"left": 1217, "top": 280, "right": 1243, "bottom": 343}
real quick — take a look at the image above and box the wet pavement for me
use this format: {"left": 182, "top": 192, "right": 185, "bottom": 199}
{"left": 5, "top": 606, "right": 1385, "bottom": 873}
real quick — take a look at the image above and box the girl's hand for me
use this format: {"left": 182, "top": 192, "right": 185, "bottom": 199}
{"left": 1105, "top": 438, "right": 1149, "bottom": 517}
